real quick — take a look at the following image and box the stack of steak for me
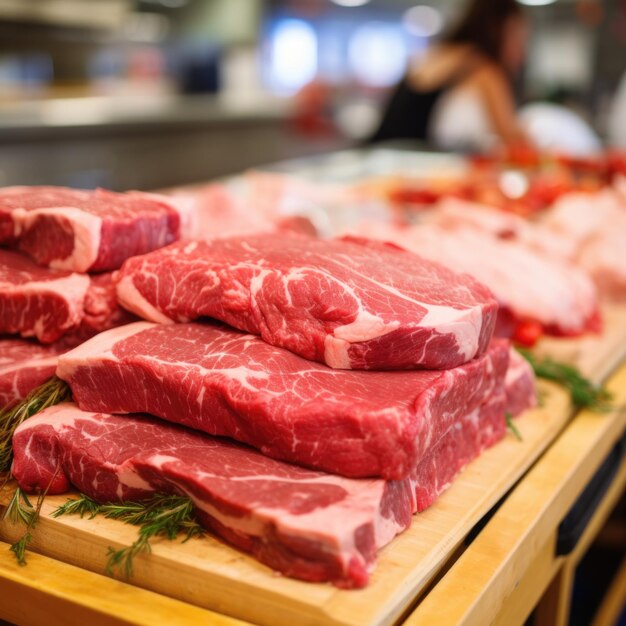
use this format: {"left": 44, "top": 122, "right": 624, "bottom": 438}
{"left": 7, "top": 222, "right": 536, "bottom": 588}
{"left": 0, "top": 183, "right": 536, "bottom": 587}
{"left": 0, "top": 186, "right": 180, "bottom": 409}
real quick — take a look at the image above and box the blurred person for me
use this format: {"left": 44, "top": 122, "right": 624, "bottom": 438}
{"left": 370, "top": 0, "right": 529, "bottom": 151}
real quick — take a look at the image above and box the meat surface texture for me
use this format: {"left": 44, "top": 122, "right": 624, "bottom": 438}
{"left": 431, "top": 194, "right": 626, "bottom": 301}
{"left": 0, "top": 249, "right": 90, "bottom": 343}
{"left": 0, "top": 338, "right": 74, "bottom": 410}
{"left": 346, "top": 224, "right": 600, "bottom": 339}
{"left": 427, "top": 197, "right": 533, "bottom": 239}
{"left": 167, "top": 183, "right": 317, "bottom": 241}
{"left": 542, "top": 191, "right": 626, "bottom": 301}
{"left": 12, "top": 397, "right": 505, "bottom": 587}
{"left": 79, "top": 272, "right": 137, "bottom": 338}
{"left": 56, "top": 322, "right": 508, "bottom": 479}
{"left": 115, "top": 234, "right": 498, "bottom": 370}
{"left": 504, "top": 348, "right": 537, "bottom": 417}
{"left": 0, "top": 250, "right": 132, "bottom": 343}
{"left": 0, "top": 186, "right": 179, "bottom": 272}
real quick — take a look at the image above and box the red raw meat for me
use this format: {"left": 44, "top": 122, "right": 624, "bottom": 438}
{"left": 0, "top": 250, "right": 133, "bottom": 343}
{"left": 56, "top": 322, "right": 508, "bottom": 479}
{"left": 168, "top": 183, "right": 317, "bottom": 241}
{"left": 0, "top": 337, "right": 77, "bottom": 410}
{"left": 79, "top": 272, "right": 137, "bottom": 338}
{"left": 115, "top": 234, "right": 498, "bottom": 371}
{"left": 12, "top": 394, "right": 505, "bottom": 588}
{"left": 345, "top": 224, "right": 600, "bottom": 340}
{"left": 0, "top": 249, "right": 90, "bottom": 343}
{"left": 504, "top": 348, "right": 537, "bottom": 417}
{"left": 0, "top": 186, "right": 179, "bottom": 272}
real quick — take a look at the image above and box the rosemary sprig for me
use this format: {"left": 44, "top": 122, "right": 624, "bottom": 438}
{"left": 5, "top": 487, "right": 36, "bottom": 527}
{"left": 0, "top": 377, "right": 71, "bottom": 472}
{"left": 518, "top": 349, "right": 612, "bottom": 411}
{"left": 51, "top": 493, "right": 101, "bottom": 519}
{"left": 53, "top": 493, "right": 204, "bottom": 577}
{"left": 3, "top": 486, "right": 47, "bottom": 565}
{"left": 505, "top": 412, "right": 523, "bottom": 442}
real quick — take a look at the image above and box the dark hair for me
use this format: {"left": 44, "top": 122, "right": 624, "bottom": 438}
{"left": 444, "top": 0, "right": 524, "bottom": 64}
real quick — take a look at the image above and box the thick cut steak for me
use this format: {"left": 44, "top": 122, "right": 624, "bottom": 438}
{"left": 167, "top": 183, "right": 317, "bottom": 241}
{"left": 542, "top": 191, "right": 626, "bottom": 301}
{"left": 0, "top": 249, "right": 90, "bottom": 342}
{"left": 116, "top": 235, "right": 498, "bottom": 370}
{"left": 0, "top": 186, "right": 179, "bottom": 272}
{"left": 429, "top": 195, "right": 626, "bottom": 302}
{"left": 57, "top": 322, "right": 508, "bottom": 479}
{"left": 0, "top": 250, "right": 133, "bottom": 343}
{"left": 505, "top": 348, "right": 537, "bottom": 417}
{"left": 12, "top": 397, "right": 505, "bottom": 587}
{"left": 0, "top": 338, "right": 75, "bottom": 410}
{"left": 79, "top": 272, "right": 137, "bottom": 338}
{"left": 345, "top": 225, "right": 600, "bottom": 338}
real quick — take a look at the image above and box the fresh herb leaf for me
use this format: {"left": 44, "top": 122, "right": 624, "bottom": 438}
{"left": 106, "top": 535, "right": 152, "bottom": 578}
{"left": 4, "top": 487, "right": 35, "bottom": 527}
{"left": 51, "top": 493, "right": 101, "bottom": 519}
{"left": 3, "top": 486, "right": 48, "bottom": 566}
{"left": 0, "top": 377, "right": 71, "bottom": 472}
{"left": 518, "top": 349, "right": 612, "bottom": 411}
{"left": 53, "top": 493, "right": 203, "bottom": 577}
{"left": 505, "top": 412, "right": 523, "bottom": 442}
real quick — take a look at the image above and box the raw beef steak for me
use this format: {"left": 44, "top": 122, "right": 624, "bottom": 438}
{"left": 0, "top": 338, "right": 75, "bottom": 410}
{"left": 56, "top": 322, "right": 509, "bottom": 479}
{"left": 542, "top": 191, "right": 626, "bottom": 301}
{"left": 345, "top": 225, "right": 600, "bottom": 340}
{"left": 0, "top": 249, "right": 90, "bottom": 342}
{"left": 167, "top": 183, "right": 317, "bottom": 241}
{"left": 504, "top": 348, "right": 537, "bottom": 417}
{"left": 79, "top": 272, "right": 137, "bottom": 338}
{"left": 12, "top": 395, "right": 505, "bottom": 587}
{"left": 430, "top": 194, "right": 626, "bottom": 302}
{"left": 115, "top": 234, "right": 498, "bottom": 370}
{"left": 0, "top": 186, "right": 179, "bottom": 272}
{"left": 0, "top": 250, "right": 133, "bottom": 343}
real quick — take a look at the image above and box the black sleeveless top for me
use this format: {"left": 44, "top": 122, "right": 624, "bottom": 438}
{"left": 369, "top": 63, "right": 476, "bottom": 144}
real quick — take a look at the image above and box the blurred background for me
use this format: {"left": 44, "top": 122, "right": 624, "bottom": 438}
{"left": 0, "top": 0, "right": 623, "bottom": 189}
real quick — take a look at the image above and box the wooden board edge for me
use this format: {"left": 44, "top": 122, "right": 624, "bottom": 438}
{"left": 402, "top": 361, "right": 626, "bottom": 626}
{"left": 0, "top": 539, "right": 249, "bottom": 626}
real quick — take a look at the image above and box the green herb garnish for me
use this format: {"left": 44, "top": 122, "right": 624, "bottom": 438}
{"left": 3, "top": 486, "right": 48, "bottom": 565}
{"left": 53, "top": 493, "right": 204, "bottom": 577}
{"left": 518, "top": 349, "right": 612, "bottom": 410}
{"left": 0, "top": 377, "right": 71, "bottom": 472}
{"left": 505, "top": 412, "right": 523, "bottom": 441}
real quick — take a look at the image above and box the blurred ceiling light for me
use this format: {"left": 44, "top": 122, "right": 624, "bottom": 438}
{"left": 403, "top": 5, "right": 443, "bottom": 37}
{"left": 330, "top": 0, "right": 371, "bottom": 7}
{"left": 349, "top": 22, "right": 407, "bottom": 87}
{"left": 269, "top": 19, "right": 318, "bottom": 94}
{"left": 517, "top": 0, "right": 558, "bottom": 5}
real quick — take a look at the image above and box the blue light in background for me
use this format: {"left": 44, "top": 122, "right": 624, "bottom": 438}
{"left": 268, "top": 18, "right": 318, "bottom": 94}
{"left": 348, "top": 22, "right": 407, "bottom": 87}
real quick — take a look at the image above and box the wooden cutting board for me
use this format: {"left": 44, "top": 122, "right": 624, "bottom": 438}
{"left": 1, "top": 305, "right": 625, "bottom": 626}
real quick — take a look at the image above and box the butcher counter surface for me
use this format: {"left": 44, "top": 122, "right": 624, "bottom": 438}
{"left": 0, "top": 304, "right": 625, "bottom": 626}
